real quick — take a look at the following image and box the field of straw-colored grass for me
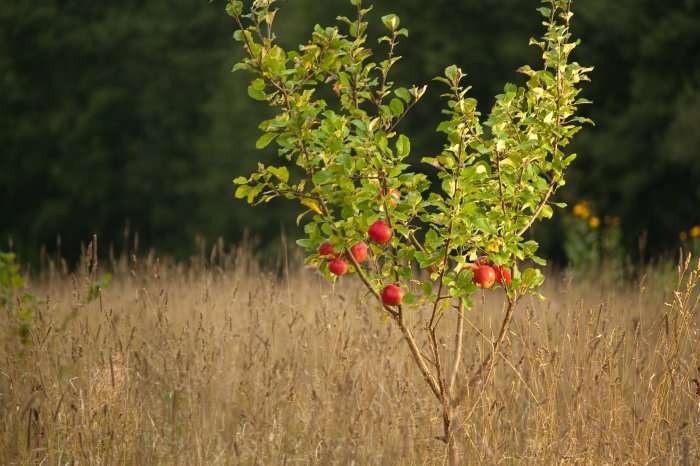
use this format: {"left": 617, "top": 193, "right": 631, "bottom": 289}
{"left": 2, "top": 245, "right": 700, "bottom": 465}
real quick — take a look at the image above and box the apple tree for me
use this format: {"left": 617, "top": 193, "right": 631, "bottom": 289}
{"left": 227, "top": 0, "right": 590, "bottom": 462}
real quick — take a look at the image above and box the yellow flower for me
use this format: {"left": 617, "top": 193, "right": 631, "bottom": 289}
{"left": 691, "top": 225, "right": 700, "bottom": 238}
{"left": 573, "top": 202, "right": 591, "bottom": 219}
{"left": 589, "top": 216, "right": 601, "bottom": 228}
{"left": 680, "top": 231, "right": 688, "bottom": 241}
{"left": 487, "top": 238, "right": 501, "bottom": 252}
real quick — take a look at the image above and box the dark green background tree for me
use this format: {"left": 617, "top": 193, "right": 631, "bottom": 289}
{"left": 1, "top": 0, "right": 698, "bottom": 265}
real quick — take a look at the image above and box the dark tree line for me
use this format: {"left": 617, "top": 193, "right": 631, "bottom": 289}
{"left": 1, "top": 0, "right": 698, "bottom": 265}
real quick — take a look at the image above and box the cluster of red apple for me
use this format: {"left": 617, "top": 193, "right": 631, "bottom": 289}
{"left": 366, "top": 219, "right": 405, "bottom": 306}
{"left": 467, "top": 256, "right": 511, "bottom": 289}
{"left": 320, "top": 221, "right": 511, "bottom": 307}
{"left": 318, "top": 241, "right": 368, "bottom": 276}
{"left": 318, "top": 217, "right": 402, "bottom": 304}
{"left": 318, "top": 188, "right": 510, "bottom": 307}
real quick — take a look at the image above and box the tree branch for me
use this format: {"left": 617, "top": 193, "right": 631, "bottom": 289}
{"left": 448, "top": 298, "right": 465, "bottom": 394}
{"left": 452, "top": 296, "right": 518, "bottom": 410}
{"left": 515, "top": 180, "right": 557, "bottom": 237}
{"left": 397, "top": 315, "right": 441, "bottom": 400}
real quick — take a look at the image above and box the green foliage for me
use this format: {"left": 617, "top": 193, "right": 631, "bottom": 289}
{"left": 0, "top": 251, "right": 43, "bottom": 344}
{"left": 85, "top": 273, "right": 113, "bottom": 305}
{"left": 1, "top": 250, "right": 111, "bottom": 344}
{"left": 0, "top": 252, "right": 25, "bottom": 294}
{"left": 228, "top": 0, "right": 590, "bottom": 309}
{"left": 0, "top": 0, "right": 234, "bottom": 263}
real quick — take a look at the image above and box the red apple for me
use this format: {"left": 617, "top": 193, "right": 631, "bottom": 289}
{"left": 319, "top": 242, "right": 340, "bottom": 258}
{"left": 381, "top": 284, "right": 404, "bottom": 306}
{"left": 472, "top": 265, "right": 496, "bottom": 289}
{"left": 493, "top": 266, "right": 511, "bottom": 286}
{"left": 378, "top": 188, "right": 401, "bottom": 206}
{"left": 368, "top": 220, "right": 393, "bottom": 244}
{"left": 328, "top": 258, "right": 348, "bottom": 276}
{"left": 350, "top": 242, "right": 368, "bottom": 263}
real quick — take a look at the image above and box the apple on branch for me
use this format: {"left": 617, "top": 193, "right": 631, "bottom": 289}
{"left": 381, "top": 284, "right": 404, "bottom": 306}
{"left": 328, "top": 258, "right": 349, "bottom": 276}
{"left": 368, "top": 220, "right": 393, "bottom": 244}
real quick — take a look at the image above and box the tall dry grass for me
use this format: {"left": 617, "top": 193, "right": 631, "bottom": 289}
{"left": 2, "top": 244, "right": 700, "bottom": 465}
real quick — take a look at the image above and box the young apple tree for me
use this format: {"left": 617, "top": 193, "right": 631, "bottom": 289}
{"left": 227, "top": 0, "right": 590, "bottom": 462}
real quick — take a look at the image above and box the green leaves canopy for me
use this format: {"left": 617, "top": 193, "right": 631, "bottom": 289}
{"left": 229, "top": 0, "right": 590, "bottom": 308}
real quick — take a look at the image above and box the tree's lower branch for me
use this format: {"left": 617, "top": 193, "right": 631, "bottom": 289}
{"left": 397, "top": 315, "right": 441, "bottom": 400}
{"left": 315, "top": 197, "right": 439, "bottom": 400}
{"left": 427, "top": 327, "right": 446, "bottom": 399}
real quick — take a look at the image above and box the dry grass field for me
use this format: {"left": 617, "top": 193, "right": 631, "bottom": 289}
{"left": 2, "top": 244, "right": 700, "bottom": 465}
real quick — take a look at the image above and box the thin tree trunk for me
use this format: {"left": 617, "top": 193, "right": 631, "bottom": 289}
{"left": 447, "top": 428, "right": 459, "bottom": 466}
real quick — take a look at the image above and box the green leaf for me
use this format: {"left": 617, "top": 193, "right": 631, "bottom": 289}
{"left": 536, "top": 7, "right": 551, "bottom": 17}
{"left": 474, "top": 217, "right": 497, "bottom": 235}
{"left": 421, "top": 281, "right": 432, "bottom": 296}
{"left": 539, "top": 204, "right": 553, "bottom": 219}
{"left": 444, "top": 65, "right": 462, "bottom": 84}
{"left": 296, "top": 238, "right": 313, "bottom": 249}
{"left": 389, "top": 98, "right": 404, "bottom": 117}
{"left": 312, "top": 170, "right": 334, "bottom": 185}
{"left": 531, "top": 255, "right": 547, "bottom": 266}
{"left": 267, "top": 166, "right": 289, "bottom": 183}
{"left": 235, "top": 184, "right": 252, "bottom": 199}
{"left": 231, "top": 62, "right": 251, "bottom": 72}
{"left": 247, "top": 85, "right": 267, "bottom": 101}
{"left": 522, "top": 240, "right": 539, "bottom": 255}
{"left": 396, "top": 134, "right": 410, "bottom": 158}
{"left": 226, "top": 1, "right": 243, "bottom": 17}
{"left": 381, "top": 14, "right": 400, "bottom": 30}
{"left": 255, "top": 132, "right": 278, "bottom": 149}
{"left": 521, "top": 268, "right": 545, "bottom": 288}
{"left": 394, "top": 87, "right": 411, "bottom": 103}
{"left": 564, "top": 154, "right": 577, "bottom": 165}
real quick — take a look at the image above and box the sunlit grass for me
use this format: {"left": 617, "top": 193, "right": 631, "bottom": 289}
{"left": 2, "top": 244, "right": 700, "bottom": 464}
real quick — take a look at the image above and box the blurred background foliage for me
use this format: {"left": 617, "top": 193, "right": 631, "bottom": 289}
{"left": 1, "top": 0, "right": 699, "bottom": 266}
